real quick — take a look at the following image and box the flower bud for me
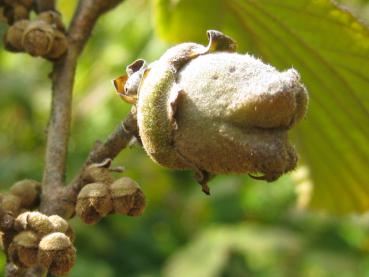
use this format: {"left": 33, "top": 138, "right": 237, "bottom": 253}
{"left": 37, "top": 11, "right": 65, "bottom": 32}
{"left": 8, "top": 231, "right": 39, "bottom": 268}
{"left": 76, "top": 183, "right": 113, "bottom": 224}
{"left": 81, "top": 165, "right": 114, "bottom": 186}
{"left": 14, "top": 211, "right": 54, "bottom": 236}
{"left": 45, "top": 30, "right": 67, "bottom": 59}
{"left": 22, "top": 20, "right": 54, "bottom": 57}
{"left": 110, "top": 177, "right": 146, "bottom": 216}
{"left": 10, "top": 179, "right": 41, "bottom": 209}
{"left": 13, "top": 4, "right": 28, "bottom": 21}
{"left": 38, "top": 232, "right": 76, "bottom": 275}
{"left": 1, "top": 193, "right": 22, "bottom": 216}
{"left": 48, "top": 215, "right": 75, "bottom": 242}
{"left": 3, "top": 20, "right": 29, "bottom": 52}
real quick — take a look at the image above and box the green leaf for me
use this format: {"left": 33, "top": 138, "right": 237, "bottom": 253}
{"left": 152, "top": 0, "right": 369, "bottom": 214}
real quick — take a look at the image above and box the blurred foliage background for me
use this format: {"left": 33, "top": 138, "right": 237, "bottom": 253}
{"left": 1, "top": 0, "right": 369, "bottom": 276}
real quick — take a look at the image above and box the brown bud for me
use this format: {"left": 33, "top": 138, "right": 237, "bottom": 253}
{"left": 37, "top": 11, "right": 65, "bottom": 32}
{"left": 19, "top": 0, "right": 33, "bottom": 9}
{"left": 76, "top": 183, "right": 113, "bottom": 224}
{"left": 10, "top": 179, "right": 41, "bottom": 209}
{"left": 22, "top": 20, "right": 54, "bottom": 57}
{"left": 46, "top": 30, "right": 67, "bottom": 60}
{"left": 1, "top": 194, "right": 22, "bottom": 216}
{"left": 14, "top": 211, "right": 54, "bottom": 236}
{"left": 3, "top": 20, "right": 29, "bottom": 52}
{"left": 8, "top": 231, "right": 39, "bottom": 268}
{"left": 110, "top": 177, "right": 146, "bottom": 216}
{"left": 38, "top": 232, "right": 76, "bottom": 275}
{"left": 13, "top": 4, "right": 29, "bottom": 21}
{"left": 48, "top": 215, "right": 75, "bottom": 242}
{"left": 82, "top": 164, "right": 114, "bottom": 186}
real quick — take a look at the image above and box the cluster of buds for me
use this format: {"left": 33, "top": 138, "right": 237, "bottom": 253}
{"left": 8, "top": 211, "right": 76, "bottom": 275}
{"left": 1, "top": 0, "right": 33, "bottom": 25}
{"left": 76, "top": 172, "right": 146, "bottom": 224}
{"left": 0, "top": 179, "right": 41, "bottom": 230}
{"left": 3, "top": 10, "right": 67, "bottom": 59}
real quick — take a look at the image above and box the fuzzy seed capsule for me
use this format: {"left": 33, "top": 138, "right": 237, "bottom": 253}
{"left": 114, "top": 30, "right": 308, "bottom": 192}
{"left": 10, "top": 179, "right": 41, "bottom": 209}
{"left": 8, "top": 231, "right": 39, "bottom": 268}
{"left": 110, "top": 177, "right": 146, "bottom": 216}
{"left": 76, "top": 183, "right": 113, "bottom": 224}
{"left": 38, "top": 232, "right": 76, "bottom": 275}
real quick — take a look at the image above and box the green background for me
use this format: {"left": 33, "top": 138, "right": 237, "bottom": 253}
{"left": 1, "top": 0, "right": 369, "bottom": 276}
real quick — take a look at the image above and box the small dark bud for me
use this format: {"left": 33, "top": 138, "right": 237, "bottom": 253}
{"left": 10, "top": 179, "right": 41, "bottom": 209}
{"left": 8, "top": 231, "right": 39, "bottom": 268}
{"left": 22, "top": 20, "right": 54, "bottom": 57}
{"left": 14, "top": 211, "right": 54, "bottom": 236}
{"left": 76, "top": 183, "right": 113, "bottom": 224}
{"left": 3, "top": 20, "right": 29, "bottom": 52}
{"left": 38, "top": 232, "right": 76, "bottom": 276}
{"left": 110, "top": 177, "right": 146, "bottom": 216}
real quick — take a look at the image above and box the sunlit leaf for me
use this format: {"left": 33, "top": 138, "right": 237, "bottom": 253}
{"left": 152, "top": 0, "right": 369, "bottom": 214}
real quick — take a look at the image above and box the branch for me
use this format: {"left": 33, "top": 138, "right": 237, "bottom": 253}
{"left": 51, "top": 110, "right": 138, "bottom": 219}
{"left": 41, "top": 0, "right": 125, "bottom": 215}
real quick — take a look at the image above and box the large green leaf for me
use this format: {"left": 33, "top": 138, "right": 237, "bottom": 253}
{"left": 152, "top": 0, "right": 369, "bottom": 214}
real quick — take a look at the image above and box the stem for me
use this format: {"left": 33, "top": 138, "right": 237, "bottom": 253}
{"left": 40, "top": 0, "right": 125, "bottom": 215}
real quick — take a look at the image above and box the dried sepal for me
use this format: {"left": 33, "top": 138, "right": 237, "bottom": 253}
{"left": 14, "top": 211, "right": 54, "bottom": 236}
{"left": 8, "top": 231, "right": 39, "bottom": 268}
{"left": 10, "top": 179, "right": 41, "bottom": 209}
{"left": 38, "top": 232, "right": 76, "bottom": 275}
{"left": 110, "top": 177, "right": 146, "bottom": 216}
{"left": 76, "top": 183, "right": 113, "bottom": 224}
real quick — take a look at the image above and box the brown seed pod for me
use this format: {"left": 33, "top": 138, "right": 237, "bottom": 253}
{"left": 22, "top": 20, "right": 54, "bottom": 57}
{"left": 45, "top": 29, "right": 68, "bottom": 60}
{"left": 76, "top": 183, "right": 113, "bottom": 224}
{"left": 1, "top": 193, "right": 22, "bottom": 216}
{"left": 10, "top": 179, "right": 41, "bottom": 209}
{"left": 38, "top": 232, "right": 76, "bottom": 276}
{"left": 110, "top": 177, "right": 146, "bottom": 216}
{"left": 48, "top": 215, "right": 75, "bottom": 242}
{"left": 3, "top": 19, "right": 29, "bottom": 52}
{"left": 14, "top": 211, "right": 54, "bottom": 236}
{"left": 8, "top": 231, "right": 39, "bottom": 268}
